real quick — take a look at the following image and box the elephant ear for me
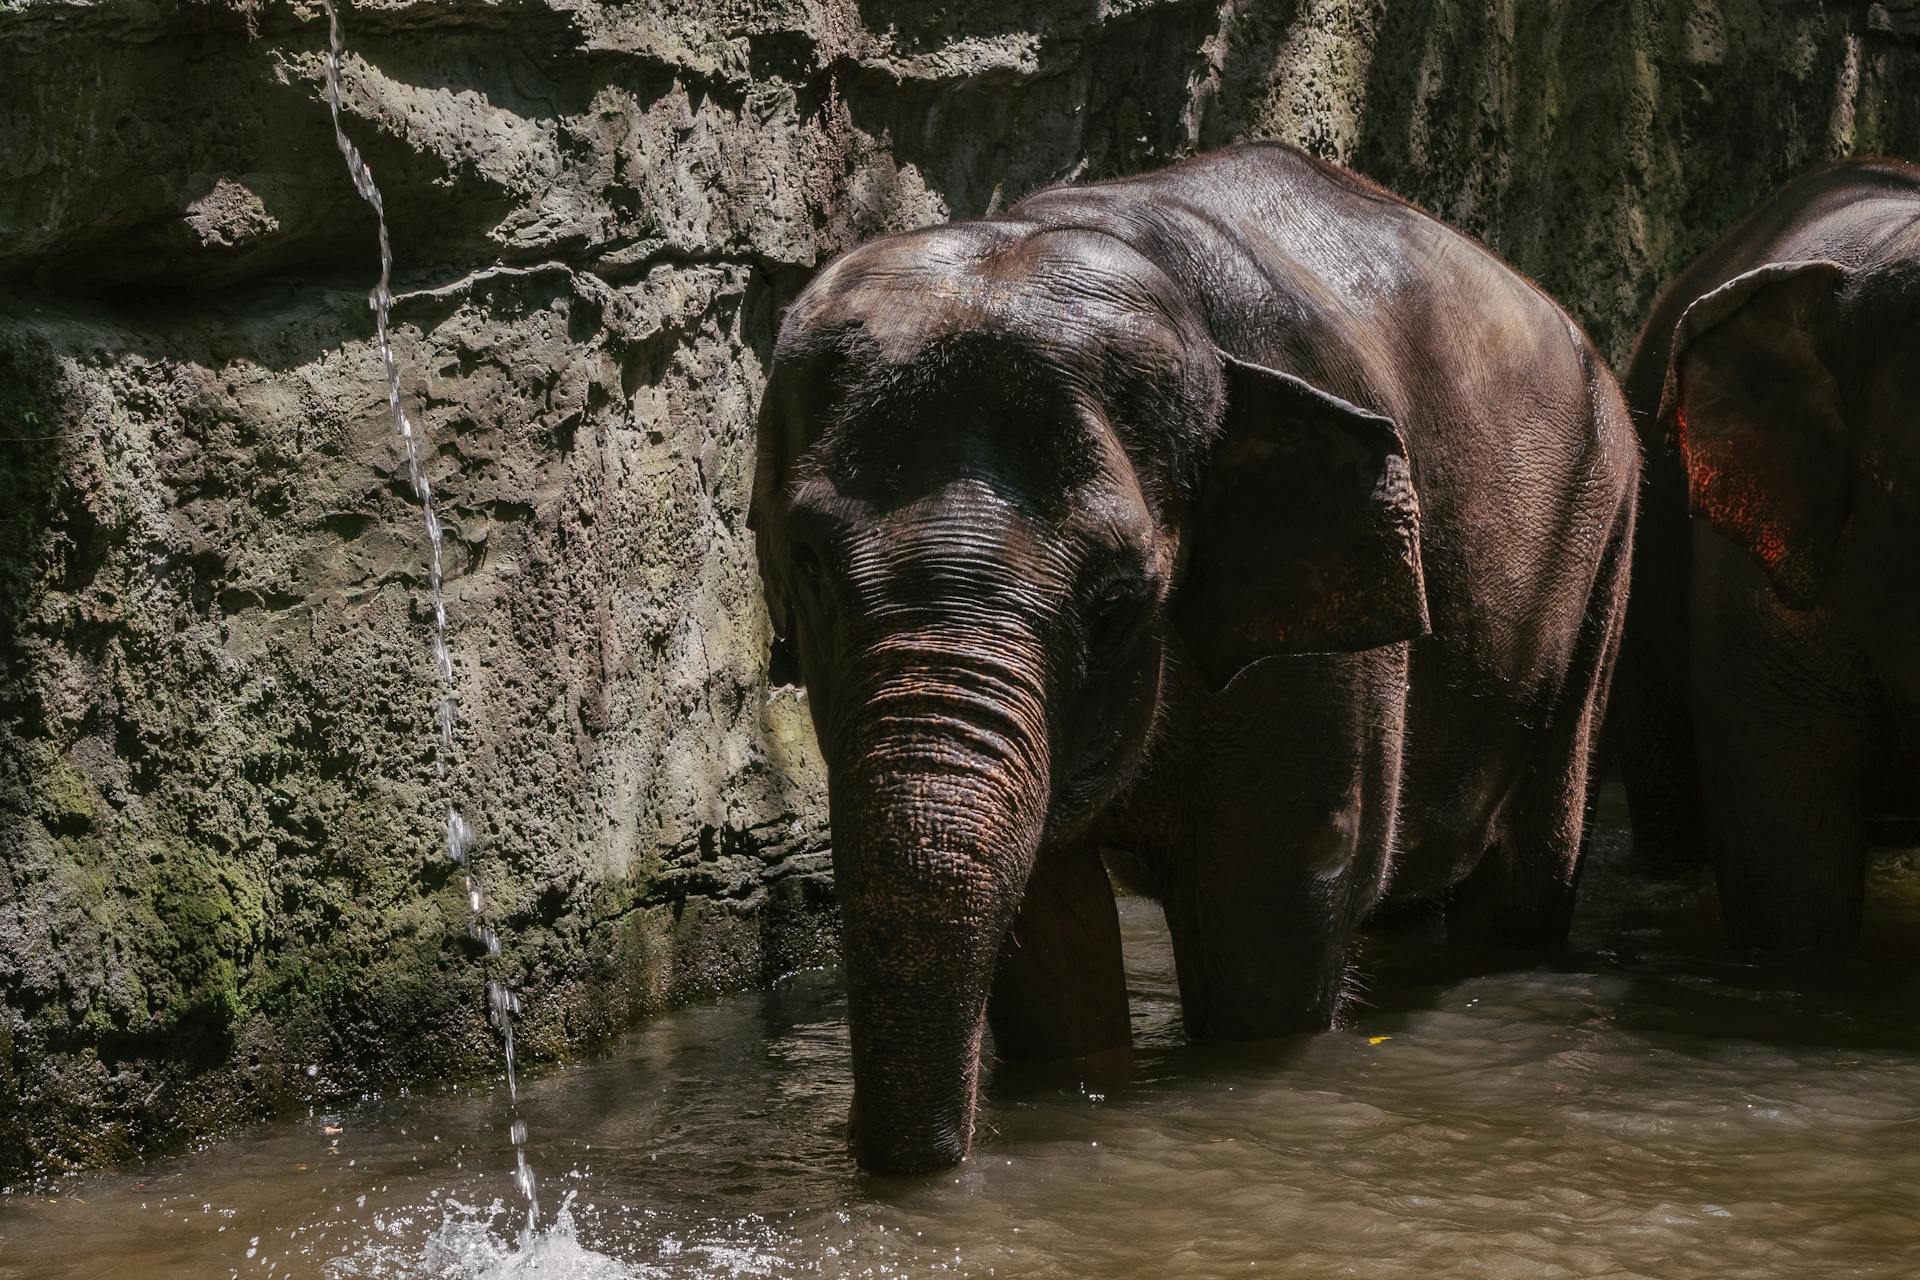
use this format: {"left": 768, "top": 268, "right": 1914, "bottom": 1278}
{"left": 1176, "top": 352, "right": 1430, "bottom": 690}
{"left": 1660, "top": 259, "right": 1854, "bottom": 608}
{"left": 749, "top": 357, "right": 806, "bottom": 687}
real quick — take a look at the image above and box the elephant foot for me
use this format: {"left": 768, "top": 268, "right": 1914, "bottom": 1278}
{"left": 1164, "top": 895, "right": 1347, "bottom": 1041}
{"left": 1178, "top": 983, "right": 1339, "bottom": 1042}
{"left": 1445, "top": 839, "right": 1579, "bottom": 951}
{"left": 1716, "top": 869, "right": 1864, "bottom": 954}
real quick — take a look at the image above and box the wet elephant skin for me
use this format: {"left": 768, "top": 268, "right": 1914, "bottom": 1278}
{"left": 750, "top": 142, "right": 1640, "bottom": 1175}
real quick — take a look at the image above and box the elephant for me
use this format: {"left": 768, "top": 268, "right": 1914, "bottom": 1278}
{"left": 1610, "top": 158, "right": 1920, "bottom": 950}
{"left": 750, "top": 142, "right": 1639, "bottom": 1175}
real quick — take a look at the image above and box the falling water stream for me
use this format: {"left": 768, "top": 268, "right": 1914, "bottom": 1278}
{"left": 315, "top": 0, "right": 538, "bottom": 1247}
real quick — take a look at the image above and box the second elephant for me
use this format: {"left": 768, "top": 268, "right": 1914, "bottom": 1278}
{"left": 1613, "top": 159, "right": 1920, "bottom": 950}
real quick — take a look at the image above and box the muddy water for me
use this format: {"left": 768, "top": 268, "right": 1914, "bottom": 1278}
{"left": 5, "top": 812, "right": 1920, "bottom": 1279}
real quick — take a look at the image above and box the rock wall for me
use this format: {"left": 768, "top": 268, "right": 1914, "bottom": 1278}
{"left": 2, "top": 0, "right": 1915, "bottom": 1181}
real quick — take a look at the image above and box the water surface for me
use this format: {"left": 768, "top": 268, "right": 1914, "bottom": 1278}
{"left": 5, "top": 814, "right": 1919, "bottom": 1279}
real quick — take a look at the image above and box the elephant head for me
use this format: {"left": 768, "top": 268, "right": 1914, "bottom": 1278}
{"left": 750, "top": 222, "right": 1427, "bottom": 1174}
{"left": 1658, "top": 253, "right": 1920, "bottom": 691}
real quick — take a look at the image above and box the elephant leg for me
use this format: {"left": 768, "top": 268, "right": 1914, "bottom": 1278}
{"left": 1611, "top": 449, "right": 1710, "bottom": 868}
{"left": 1445, "top": 739, "right": 1591, "bottom": 949}
{"left": 1611, "top": 610, "right": 1709, "bottom": 869}
{"left": 1690, "top": 535, "right": 1869, "bottom": 950}
{"left": 987, "top": 831, "right": 1131, "bottom": 1064}
{"left": 1162, "top": 650, "right": 1405, "bottom": 1040}
{"left": 1449, "top": 494, "right": 1632, "bottom": 948}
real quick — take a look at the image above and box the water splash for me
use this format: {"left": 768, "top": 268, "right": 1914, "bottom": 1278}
{"left": 317, "top": 0, "right": 538, "bottom": 1246}
{"left": 326, "top": 1197, "right": 656, "bottom": 1274}
{"left": 328, "top": 1194, "right": 653, "bottom": 1280}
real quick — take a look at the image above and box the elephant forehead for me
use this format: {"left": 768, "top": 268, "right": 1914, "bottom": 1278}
{"left": 805, "top": 329, "right": 1115, "bottom": 511}
{"left": 813, "top": 278, "right": 1178, "bottom": 374}
{"left": 928, "top": 251, "right": 1178, "bottom": 341}
{"left": 778, "top": 227, "right": 1211, "bottom": 517}
{"left": 791, "top": 222, "right": 1194, "bottom": 365}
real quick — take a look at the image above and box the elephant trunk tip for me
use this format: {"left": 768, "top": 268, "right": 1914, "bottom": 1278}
{"left": 847, "top": 1082, "right": 978, "bottom": 1177}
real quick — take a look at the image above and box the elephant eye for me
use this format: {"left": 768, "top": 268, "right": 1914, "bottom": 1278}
{"left": 793, "top": 543, "right": 825, "bottom": 584}
{"left": 1086, "top": 576, "right": 1150, "bottom": 662}
{"left": 1094, "top": 579, "right": 1135, "bottom": 615}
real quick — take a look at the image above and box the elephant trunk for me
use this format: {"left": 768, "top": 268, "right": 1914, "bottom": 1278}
{"left": 829, "top": 639, "right": 1053, "bottom": 1175}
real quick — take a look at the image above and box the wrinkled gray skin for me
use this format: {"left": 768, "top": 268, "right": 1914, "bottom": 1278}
{"left": 751, "top": 143, "right": 1639, "bottom": 1175}
{"left": 1612, "top": 159, "right": 1920, "bottom": 950}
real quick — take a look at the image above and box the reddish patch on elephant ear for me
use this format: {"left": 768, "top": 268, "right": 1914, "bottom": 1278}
{"left": 1676, "top": 403, "right": 1792, "bottom": 570}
